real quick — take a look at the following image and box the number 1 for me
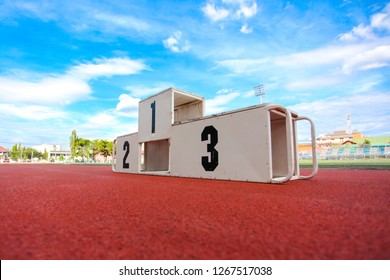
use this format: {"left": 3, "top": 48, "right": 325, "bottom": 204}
{"left": 151, "top": 101, "right": 156, "bottom": 133}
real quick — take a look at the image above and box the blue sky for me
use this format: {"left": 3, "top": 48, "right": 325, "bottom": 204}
{"left": 0, "top": 0, "right": 389, "bottom": 149}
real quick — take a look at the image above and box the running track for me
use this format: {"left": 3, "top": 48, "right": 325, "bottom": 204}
{"left": 0, "top": 164, "right": 389, "bottom": 260}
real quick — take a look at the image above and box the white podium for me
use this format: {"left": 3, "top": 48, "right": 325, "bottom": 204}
{"left": 112, "top": 88, "right": 317, "bottom": 183}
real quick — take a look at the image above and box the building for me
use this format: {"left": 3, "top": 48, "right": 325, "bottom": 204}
{"left": 299, "top": 133, "right": 390, "bottom": 160}
{"left": 94, "top": 153, "right": 113, "bottom": 163}
{"left": 0, "top": 146, "right": 9, "bottom": 162}
{"left": 32, "top": 143, "right": 62, "bottom": 154}
{"left": 49, "top": 150, "right": 71, "bottom": 162}
{"left": 316, "top": 130, "right": 366, "bottom": 147}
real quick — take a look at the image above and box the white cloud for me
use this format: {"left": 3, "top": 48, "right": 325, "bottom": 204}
{"left": 1, "top": 1, "right": 153, "bottom": 40}
{"left": 216, "top": 88, "right": 231, "bottom": 94}
{"left": 116, "top": 84, "right": 174, "bottom": 118}
{"left": 338, "top": 24, "right": 376, "bottom": 41}
{"left": 70, "top": 110, "right": 138, "bottom": 143}
{"left": 240, "top": 23, "right": 253, "bottom": 34}
{"left": 286, "top": 75, "right": 342, "bottom": 90}
{"left": 202, "top": 0, "right": 257, "bottom": 22}
{"left": 0, "top": 75, "right": 91, "bottom": 105}
{"left": 70, "top": 57, "right": 147, "bottom": 79}
{"left": 274, "top": 44, "right": 368, "bottom": 68}
{"left": 217, "top": 57, "right": 268, "bottom": 73}
{"left": 236, "top": 1, "right": 257, "bottom": 18}
{"left": 339, "top": 3, "right": 390, "bottom": 41}
{"left": 0, "top": 103, "right": 67, "bottom": 120}
{"left": 87, "top": 112, "right": 118, "bottom": 127}
{"left": 205, "top": 91, "right": 240, "bottom": 114}
{"left": 163, "top": 31, "right": 190, "bottom": 53}
{"left": 289, "top": 91, "right": 390, "bottom": 137}
{"left": 202, "top": 2, "right": 230, "bottom": 22}
{"left": 9, "top": 0, "right": 57, "bottom": 21}
{"left": 91, "top": 12, "right": 150, "bottom": 33}
{"left": 116, "top": 94, "right": 140, "bottom": 117}
{"left": 215, "top": 2, "right": 390, "bottom": 80}
{"left": 342, "top": 45, "right": 390, "bottom": 74}
{"left": 125, "top": 84, "right": 173, "bottom": 97}
{"left": 218, "top": 41, "right": 390, "bottom": 76}
{"left": 371, "top": 3, "right": 390, "bottom": 31}
{"left": 0, "top": 57, "right": 147, "bottom": 105}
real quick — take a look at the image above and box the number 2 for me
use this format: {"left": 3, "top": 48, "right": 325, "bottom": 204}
{"left": 201, "top": 125, "right": 219, "bottom": 171}
{"left": 123, "top": 141, "right": 130, "bottom": 169}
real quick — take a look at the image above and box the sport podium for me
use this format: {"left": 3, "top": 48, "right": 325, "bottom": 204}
{"left": 112, "top": 88, "right": 317, "bottom": 183}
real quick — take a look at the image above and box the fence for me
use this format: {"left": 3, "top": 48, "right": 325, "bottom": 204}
{"left": 299, "top": 144, "right": 390, "bottom": 160}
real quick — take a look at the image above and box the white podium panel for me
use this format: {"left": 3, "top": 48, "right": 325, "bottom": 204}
{"left": 114, "top": 133, "right": 139, "bottom": 173}
{"left": 138, "top": 88, "right": 205, "bottom": 143}
{"left": 170, "top": 107, "right": 272, "bottom": 182}
{"left": 138, "top": 89, "right": 173, "bottom": 143}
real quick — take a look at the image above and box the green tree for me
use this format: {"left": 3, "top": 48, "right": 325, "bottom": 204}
{"left": 106, "top": 141, "right": 113, "bottom": 157}
{"left": 91, "top": 139, "right": 101, "bottom": 162}
{"left": 43, "top": 148, "right": 48, "bottom": 160}
{"left": 363, "top": 139, "right": 371, "bottom": 145}
{"left": 69, "top": 130, "right": 113, "bottom": 162}
{"left": 90, "top": 139, "right": 113, "bottom": 162}
{"left": 100, "top": 139, "right": 112, "bottom": 161}
{"left": 22, "top": 146, "right": 27, "bottom": 160}
{"left": 24, "top": 148, "right": 42, "bottom": 160}
{"left": 9, "top": 144, "right": 20, "bottom": 160}
{"left": 69, "top": 130, "right": 78, "bottom": 158}
{"left": 77, "top": 138, "right": 91, "bottom": 162}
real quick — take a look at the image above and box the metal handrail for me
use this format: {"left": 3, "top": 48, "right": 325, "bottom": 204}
{"left": 264, "top": 104, "right": 295, "bottom": 184}
{"left": 296, "top": 116, "right": 318, "bottom": 180}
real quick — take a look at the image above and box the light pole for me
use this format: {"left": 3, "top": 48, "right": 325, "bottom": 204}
{"left": 254, "top": 84, "right": 266, "bottom": 104}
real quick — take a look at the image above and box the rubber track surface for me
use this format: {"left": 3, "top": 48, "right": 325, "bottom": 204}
{"left": 1, "top": 164, "right": 389, "bottom": 260}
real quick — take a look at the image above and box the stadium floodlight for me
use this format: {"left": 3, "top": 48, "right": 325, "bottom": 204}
{"left": 254, "top": 84, "right": 266, "bottom": 104}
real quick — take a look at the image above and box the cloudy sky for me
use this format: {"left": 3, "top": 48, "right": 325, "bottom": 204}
{"left": 0, "top": 0, "right": 389, "bottom": 149}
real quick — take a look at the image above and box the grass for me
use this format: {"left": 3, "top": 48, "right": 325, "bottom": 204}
{"left": 299, "top": 158, "right": 390, "bottom": 169}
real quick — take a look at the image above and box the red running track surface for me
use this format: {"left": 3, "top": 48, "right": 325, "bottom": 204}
{"left": 0, "top": 164, "right": 389, "bottom": 260}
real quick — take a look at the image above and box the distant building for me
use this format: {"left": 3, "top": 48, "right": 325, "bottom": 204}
{"left": 50, "top": 150, "right": 71, "bottom": 162}
{"left": 316, "top": 130, "right": 366, "bottom": 147}
{"left": 33, "top": 143, "right": 62, "bottom": 154}
{"left": 32, "top": 143, "right": 71, "bottom": 161}
{"left": 94, "top": 153, "right": 113, "bottom": 163}
{"left": 0, "top": 146, "right": 9, "bottom": 162}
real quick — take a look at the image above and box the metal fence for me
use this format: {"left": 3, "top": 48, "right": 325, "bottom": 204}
{"left": 299, "top": 145, "right": 390, "bottom": 160}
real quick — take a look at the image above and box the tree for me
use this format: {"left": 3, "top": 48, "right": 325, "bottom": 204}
{"left": 22, "top": 146, "right": 27, "bottom": 160}
{"left": 24, "top": 147, "right": 42, "bottom": 160}
{"left": 69, "top": 130, "right": 78, "bottom": 158}
{"left": 106, "top": 141, "right": 113, "bottom": 157}
{"left": 363, "top": 139, "right": 371, "bottom": 145}
{"left": 69, "top": 130, "right": 113, "bottom": 163}
{"left": 9, "top": 144, "right": 42, "bottom": 160}
{"left": 89, "top": 139, "right": 113, "bottom": 162}
{"left": 77, "top": 138, "right": 91, "bottom": 161}
{"left": 91, "top": 139, "right": 102, "bottom": 161}
{"left": 43, "top": 148, "right": 48, "bottom": 160}
{"left": 9, "top": 144, "right": 20, "bottom": 160}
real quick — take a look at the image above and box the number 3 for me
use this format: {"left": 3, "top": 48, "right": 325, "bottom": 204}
{"left": 201, "top": 126, "right": 219, "bottom": 171}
